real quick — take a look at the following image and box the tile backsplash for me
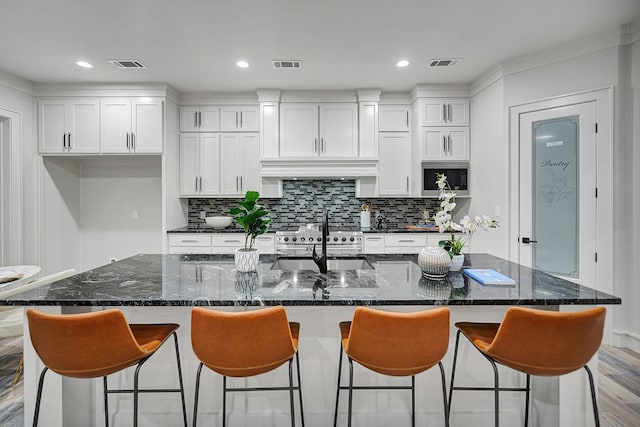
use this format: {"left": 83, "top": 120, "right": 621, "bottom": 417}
{"left": 188, "top": 179, "right": 441, "bottom": 230}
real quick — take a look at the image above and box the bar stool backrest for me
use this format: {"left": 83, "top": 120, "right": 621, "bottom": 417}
{"left": 345, "top": 306, "right": 450, "bottom": 377}
{"left": 27, "top": 308, "right": 148, "bottom": 378}
{"left": 191, "top": 306, "right": 297, "bottom": 377}
{"left": 487, "top": 306, "right": 606, "bottom": 376}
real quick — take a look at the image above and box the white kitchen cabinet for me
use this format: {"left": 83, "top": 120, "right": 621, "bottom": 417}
{"left": 180, "top": 106, "right": 220, "bottom": 132}
{"left": 219, "top": 133, "right": 260, "bottom": 196}
{"left": 279, "top": 103, "right": 358, "bottom": 157}
{"left": 39, "top": 99, "right": 100, "bottom": 154}
{"left": 384, "top": 234, "right": 427, "bottom": 254}
{"left": 378, "top": 105, "right": 411, "bottom": 132}
{"left": 220, "top": 106, "right": 259, "bottom": 132}
{"left": 421, "top": 127, "right": 469, "bottom": 161}
{"left": 378, "top": 132, "right": 411, "bottom": 196}
{"left": 179, "top": 133, "right": 220, "bottom": 196}
{"left": 168, "top": 233, "right": 212, "bottom": 254}
{"left": 417, "top": 98, "right": 469, "bottom": 127}
{"left": 101, "top": 98, "right": 163, "bottom": 153}
{"left": 212, "top": 233, "right": 275, "bottom": 254}
{"left": 363, "top": 234, "right": 385, "bottom": 254}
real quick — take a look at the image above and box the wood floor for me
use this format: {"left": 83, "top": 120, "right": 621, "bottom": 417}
{"left": 0, "top": 340, "right": 637, "bottom": 426}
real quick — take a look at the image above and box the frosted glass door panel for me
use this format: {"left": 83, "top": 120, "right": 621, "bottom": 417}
{"left": 532, "top": 116, "right": 578, "bottom": 277}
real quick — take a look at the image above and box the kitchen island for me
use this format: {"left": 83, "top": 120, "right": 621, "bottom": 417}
{"left": 4, "top": 253, "right": 620, "bottom": 427}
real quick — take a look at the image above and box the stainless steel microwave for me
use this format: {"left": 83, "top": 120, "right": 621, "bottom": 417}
{"left": 422, "top": 162, "right": 469, "bottom": 197}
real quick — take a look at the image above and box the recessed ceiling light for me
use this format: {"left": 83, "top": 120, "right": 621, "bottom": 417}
{"left": 236, "top": 60, "right": 249, "bottom": 68}
{"left": 76, "top": 61, "right": 93, "bottom": 68}
{"left": 396, "top": 60, "right": 410, "bottom": 68}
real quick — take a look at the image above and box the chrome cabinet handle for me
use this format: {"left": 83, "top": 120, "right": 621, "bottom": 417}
{"left": 195, "top": 112, "right": 198, "bottom": 128}
{"left": 181, "top": 239, "right": 198, "bottom": 243}
{"left": 63, "top": 133, "right": 68, "bottom": 149}
{"left": 398, "top": 239, "right": 415, "bottom": 243}
{"left": 321, "top": 138, "right": 325, "bottom": 153}
{"left": 195, "top": 177, "right": 198, "bottom": 192}
{"left": 406, "top": 176, "right": 409, "bottom": 191}
{"left": 406, "top": 111, "right": 409, "bottom": 128}
{"left": 442, "top": 104, "right": 447, "bottom": 122}
{"left": 199, "top": 176, "right": 202, "bottom": 192}
{"left": 67, "top": 133, "right": 71, "bottom": 148}
{"left": 199, "top": 111, "right": 202, "bottom": 127}
{"left": 224, "top": 239, "right": 242, "bottom": 243}
{"left": 236, "top": 176, "right": 239, "bottom": 192}
{"left": 443, "top": 135, "right": 447, "bottom": 153}
{"left": 448, "top": 104, "right": 452, "bottom": 123}
{"left": 131, "top": 133, "right": 135, "bottom": 149}
{"left": 126, "top": 133, "right": 130, "bottom": 149}
{"left": 240, "top": 111, "right": 243, "bottom": 128}
{"left": 314, "top": 138, "right": 318, "bottom": 154}
{"left": 367, "top": 237, "right": 382, "bottom": 241}
{"left": 235, "top": 112, "right": 238, "bottom": 128}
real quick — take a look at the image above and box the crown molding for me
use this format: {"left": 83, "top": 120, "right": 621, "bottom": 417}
{"left": 0, "top": 68, "right": 36, "bottom": 96}
{"left": 410, "top": 84, "right": 469, "bottom": 102}
{"left": 180, "top": 92, "right": 259, "bottom": 105}
{"left": 470, "top": 65, "right": 504, "bottom": 97}
{"left": 34, "top": 83, "right": 174, "bottom": 98}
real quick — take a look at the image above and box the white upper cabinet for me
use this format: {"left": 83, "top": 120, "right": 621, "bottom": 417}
{"left": 39, "top": 99, "right": 100, "bottom": 154}
{"left": 378, "top": 132, "right": 411, "bottom": 196}
{"left": 219, "top": 133, "right": 260, "bottom": 196}
{"left": 101, "top": 99, "right": 163, "bottom": 154}
{"left": 421, "top": 127, "right": 469, "bottom": 161}
{"left": 220, "top": 106, "right": 259, "bottom": 132}
{"left": 179, "top": 133, "right": 220, "bottom": 196}
{"left": 418, "top": 98, "right": 469, "bottom": 127}
{"left": 279, "top": 103, "right": 358, "bottom": 158}
{"left": 180, "top": 106, "right": 220, "bottom": 132}
{"left": 378, "top": 105, "right": 411, "bottom": 132}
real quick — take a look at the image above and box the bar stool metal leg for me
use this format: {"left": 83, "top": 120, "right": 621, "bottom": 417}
{"left": 295, "top": 352, "right": 306, "bottom": 427}
{"left": 524, "top": 374, "right": 531, "bottom": 426}
{"left": 334, "top": 344, "right": 344, "bottom": 427}
{"left": 289, "top": 359, "right": 296, "bottom": 427}
{"left": 192, "top": 363, "right": 205, "bottom": 427}
{"left": 103, "top": 377, "right": 109, "bottom": 427}
{"left": 485, "top": 356, "right": 500, "bottom": 427}
{"left": 438, "top": 361, "right": 450, "bottom": 427}
{"left": 584, "top": 365, "right": 600, "bottom": 427}
{"left": 32, "top": 367, "right": 49, "bottom": 427}
{"left": 132, "top": 357, "right": 151, "bottom": 427}
{"left": 347, "top": 357, "right": 354, "bottom": 427}
{"left": 172, "top": 332, "right": 189, "bottom": 427}
{"left": 448, "top": 329, "right": 462, "bottom": 415}
{"left": 411, "top": 375, "right": 416, "bottom": 427}
{"left": 222, "top": 376, "right": 227, "bottom": 427}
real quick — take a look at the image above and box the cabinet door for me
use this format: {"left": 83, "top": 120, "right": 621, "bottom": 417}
{"left": 420, "top": 98, "right": 448, "bottom": 126}
{"left": 199, "top": 133, "right": 220, "bottom": 195}
{"left": 378, "top": 133, "right": 411, "bottom": 196}
{"left": 378, "top": 105, "right": 410, "bottom": 132}
{"left": 101, "top": 99, "right": 132, "bottom": 153}
{"left": 132, "top": 100, "right": 163, "bottom": 153}
{"left": 68, "top": 100, "right": 100, "bottom": 153}
{"left": 279, "top": 103, "right": 318, "bottom": 157}
{"left": 446, "top": 127, "right": 469, "bottom": 160}
{"left": 219, "top": 134, "right": 242, "bottom": 195}
{"left": 447, "top": 99, "right": 469, "bottom": 126}
{"left": 180, "top": 106, "right": 200, "bottom": 132}
{"left": 39, "top": 100, "right": 67, "bottom": 153}
{"left": 239, "top": 106, "right": 259, "bottom": 131}
{"left": 240, "top": 133, "right": 260, "bottom": 193}
{"left": 319, "top": 103, "right": 358, "bottom": 157}
{"left": 422, "top": 127, "right": 447, "bottom": 160}
{"left": 179, "top": 134, "right": 199, "bottom": 196}
{"left": 220, "top": 107, "right": 240, "bottom": 131}
{"left": 199, "top": 106, "right": 220, "bottom": 131}
{"left": 364, "top": 234, "right": 385, "bottom": 254}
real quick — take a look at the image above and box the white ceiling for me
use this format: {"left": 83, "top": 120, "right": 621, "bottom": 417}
{"left": 1, "top": 0, "right": 638, "bottom": 94}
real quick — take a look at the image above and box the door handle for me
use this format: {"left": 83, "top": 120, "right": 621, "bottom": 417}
{"left": 67, "top": 133, "right": 71, "bottom": 148}
{"left": 443, "top": 136, "right": 447, "bottom": 153}
{"left": 235, "top": 112, "right": 238, "bottom": 128}
{"left": 240, "top": 176, "right": 243, "bottom": 192}
{"left": 199, "top": 176, "right": 202, "bottom": 192}
{"left": 240, "top": 111, "right": 243, "bottom": 128}
{"left": 126, "top": 133, "right": 130, "bottom": 149}
{"left": 521, "top": 237, "right": 538, "bottom": 244}
{"left": 195, "top": 177, "right": 198, "bottom": 192}
{"left": 314, "top": 138, "right": 318, "bottom": 154}
{"left": 442, "top": 104, "right": 447, "bottom": 122}
{"left": 448, "top": 104, "right": 452, "bottom": 122}
{"left": 195, "top": 112, "right": 199, "bottom": 128}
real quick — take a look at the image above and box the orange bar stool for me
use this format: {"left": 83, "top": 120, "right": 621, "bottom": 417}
{"left": 191, "top": 306, "right": 304, "bottom": 427}
{"left": 448, "top": 306, "right": 606, "bottom": 427}
{"left": 27, "top": 308, "right": 188, "bottom": 427}
{"left": 334, "top": 306, "right": 450, "bottom": 427}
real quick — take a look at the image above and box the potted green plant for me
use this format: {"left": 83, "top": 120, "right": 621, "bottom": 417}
{"left": 229, "top": 190, "right": 271, "bottom": 272}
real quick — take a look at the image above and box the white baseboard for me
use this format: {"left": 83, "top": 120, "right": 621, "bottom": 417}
{"left": 612, "top": 329, "right": 640, "bottom": 353}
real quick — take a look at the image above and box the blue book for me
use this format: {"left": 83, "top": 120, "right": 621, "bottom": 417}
{"left": 463, "top": 269, "right": 516, "bottom": 286}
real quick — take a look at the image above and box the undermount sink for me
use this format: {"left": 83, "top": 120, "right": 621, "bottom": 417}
{"left": 270, "top": 256, "right": 374, "bottom": 271}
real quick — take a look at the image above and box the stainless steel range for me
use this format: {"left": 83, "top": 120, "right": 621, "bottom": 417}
{"left": 275, "top": 224, "right": 363, "bottom": 256}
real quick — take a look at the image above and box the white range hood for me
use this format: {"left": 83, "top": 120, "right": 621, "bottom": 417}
{"left": 260, "top": 158, "right": 378, "bottom": 178}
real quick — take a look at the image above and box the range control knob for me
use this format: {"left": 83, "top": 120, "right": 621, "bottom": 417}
{"left": 350, "top": 237, "right": 355, "bottom": 242}
{"left": 300, "top": 237, "right": 306, "bottom": 242}
{"left": 317, "top": 237, "right": 322, "bottom": 242}
{"left": 333, "top": 237, "right": 339, "bottom": 242}
{"left": 284, "top": 237, "right": 289, "bottom": 242}
{"left": 308, "top": 237, "right": 314, "bottom": 242}
{"left": 292, "top": 237, "right": 297, "bottom": 242}
{"left": 341, "top": 237, "right": 347, "bottom": 242}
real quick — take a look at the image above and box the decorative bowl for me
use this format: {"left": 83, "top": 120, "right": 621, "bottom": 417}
{"left": 205, "top": 216, "right": 232, "bottom": 229}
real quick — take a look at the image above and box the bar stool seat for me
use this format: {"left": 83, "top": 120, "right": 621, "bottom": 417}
{"left": 191, "top": 306, "right": 304, "bottom": 427}
{"left": 448, "top": 306, "right": 606, "bottom": 427}
{"left": 334, "top": 306, "right": 450, "bottom": 427}
{"left": 27, "top": 308, "right": 188, "bottom": 427}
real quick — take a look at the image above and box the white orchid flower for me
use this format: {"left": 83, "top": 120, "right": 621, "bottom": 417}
{"left": 436, "top": 174, "right": 447, "bottom": 190}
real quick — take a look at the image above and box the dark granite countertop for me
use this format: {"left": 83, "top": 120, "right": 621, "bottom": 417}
{"left": 1, "top": 254, "right": 620, "bottom": 307}
{"left": 167, "top": 225, "right": 448, "bottom": 234}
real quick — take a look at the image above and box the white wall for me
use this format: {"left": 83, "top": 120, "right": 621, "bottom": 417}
{"left": 469, "top": 78, "right": 508, "bottom": 258}
{"left": 0, "top": 71, "right": 38, "bottom": 265}
{"left": 629, "top": 37, "right": 640, "bottom": 351}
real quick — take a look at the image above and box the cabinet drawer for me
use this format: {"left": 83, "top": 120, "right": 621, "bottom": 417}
{"left": 384, "top": 234, "right": 427, "bottom": 247}
{"left": 168, "top": 234, "right": 212, "bottom": 247}
{"left": 211, "top": 233, "right": 245, "bottom": 247}
{"left": 254, "top": 235, "right": 275, "bottom": 254}
{"left": 168, "top": 246, "right": 213, "bottom": 255}
{"left": 364, "top": 235, "right": 385, "bottom": 254}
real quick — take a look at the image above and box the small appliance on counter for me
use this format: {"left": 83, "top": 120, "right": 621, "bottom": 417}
{"left": 360, "top": 204, "right": 371, "bottom": 228}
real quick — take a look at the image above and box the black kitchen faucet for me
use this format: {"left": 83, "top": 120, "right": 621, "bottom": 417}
{"left": 312, "top": 209, "right": 329, "bottom": 273}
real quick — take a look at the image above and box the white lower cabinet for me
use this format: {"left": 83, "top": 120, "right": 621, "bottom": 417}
{"left": 384, "top": 234, "right": 428, "bottom": 254}
{"left": 167, "top": 234, "right": 212, "bottom": 254}
{"left": 168, "top": 233, "right": 275, "bottom": 255}
{"left": 364, "top": 234, "right": 385, "bottom": 254}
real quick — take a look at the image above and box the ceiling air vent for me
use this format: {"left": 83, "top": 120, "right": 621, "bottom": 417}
{"left": 429, "top": 58, "right": 460, "bottom": 68}
{"left": 272, "top": 60, "right": 302, "bottom": 69}
{"left": 109, "top": 59, "right": 146, "bottom": 69}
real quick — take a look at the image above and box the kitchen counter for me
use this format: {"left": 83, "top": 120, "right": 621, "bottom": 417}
{"left": 3, "top": 253, "right": 620, "bottom": 307}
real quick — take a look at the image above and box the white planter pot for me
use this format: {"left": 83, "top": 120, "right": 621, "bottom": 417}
{"left": 235, "top": 248, "right": 260, "bottom": 272}
{"left": 449, "top": 254, "right": 465, "bottom": 271}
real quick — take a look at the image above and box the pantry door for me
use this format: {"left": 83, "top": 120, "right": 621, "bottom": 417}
{"left": 518, "top": 101, "right": 597, "bottom": 287}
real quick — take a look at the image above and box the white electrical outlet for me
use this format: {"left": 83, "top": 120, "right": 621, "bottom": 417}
{"left": 200, "top": 211, "right": 206, "bottom": 219}
{"left": 495, "top": 205, "right": 501, "bottom": 217}
{"left": 132, "top": 210, "right": 139, "bottom": 220}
